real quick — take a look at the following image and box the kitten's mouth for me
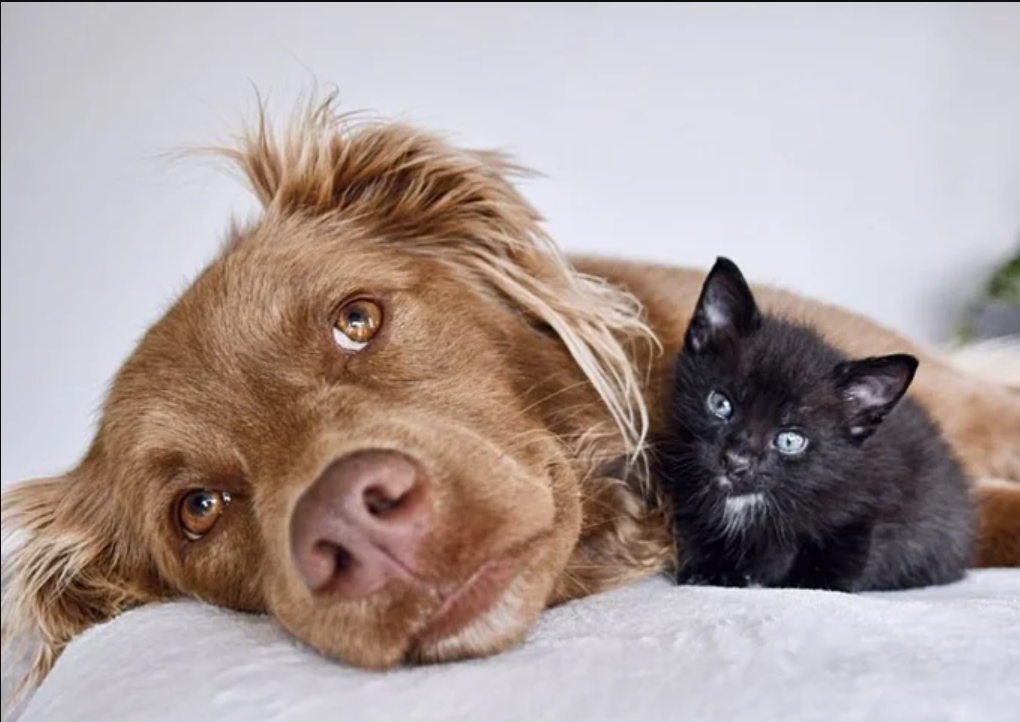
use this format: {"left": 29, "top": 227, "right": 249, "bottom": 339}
{"left": 715, "top": 476, "right": 760, "bottom": 497}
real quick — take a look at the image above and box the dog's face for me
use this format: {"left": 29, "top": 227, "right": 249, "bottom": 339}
{"left": 81, "top": 222, "right": 579, "bottom": 669}
{"left": 2, "top": 102, "right": 655, "bottom": 691}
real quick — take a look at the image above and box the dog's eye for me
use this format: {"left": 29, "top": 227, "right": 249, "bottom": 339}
{"left": 179, "top": 490, "right": 230, "bottom": 541}
{"left": 333, "top": 299, "right": 382, "bottom": 352}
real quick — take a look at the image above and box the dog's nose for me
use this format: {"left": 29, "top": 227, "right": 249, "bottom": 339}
{"left": 290, "top": 450, "right": 429, "bottom": 599}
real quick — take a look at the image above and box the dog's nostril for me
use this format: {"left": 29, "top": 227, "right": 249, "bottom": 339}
{"left": 336, "top": 546, "right": 352, "bottom": 571}
{"left": 364, "top": 485, "right": 402, "bottom": 517}
{"left": 308, "top": 541, "right": 354, "bottom": 589}
{"left": 314, "top": 541, "right": 353, "bottom": 571}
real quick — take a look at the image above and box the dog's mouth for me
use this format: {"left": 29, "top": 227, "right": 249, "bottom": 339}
{"left": 411, "top": 532, "right": 545, "bottom": 650}
{"left": 417, "top": 556, "right": 525, "bottom": 644}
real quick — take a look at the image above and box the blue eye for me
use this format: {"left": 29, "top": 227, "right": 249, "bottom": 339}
{"left": 773, "top": 430, "right": 808, "bottom": 455}
{"left": 706, "top": 391, "right": 733, "bottom": 420}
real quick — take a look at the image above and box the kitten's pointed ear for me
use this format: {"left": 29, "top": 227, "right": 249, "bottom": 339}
{"left": 832, "top": 354, "right": 919, "bottom": 444}
{"left": 685, "top": 257, "right": 761, "bottom": 353}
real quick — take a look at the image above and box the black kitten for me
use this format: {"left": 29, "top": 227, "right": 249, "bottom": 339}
{"left": 659, "top": 257, "right": 976, "bottom": 592}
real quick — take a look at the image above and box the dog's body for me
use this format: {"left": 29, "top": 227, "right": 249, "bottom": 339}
{"left": 3, "top": 99, "right": 1018, "bottom": 712}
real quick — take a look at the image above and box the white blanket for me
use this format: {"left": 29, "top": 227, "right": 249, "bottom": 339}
{"left": 7, "top": 570, "right": 1018, "bottom": 722}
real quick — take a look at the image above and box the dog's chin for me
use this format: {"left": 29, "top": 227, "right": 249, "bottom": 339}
{"left": 408, "top": 560, "right": 550, "bottom": 666}
{"left": 408, "top": 571, "right": 534, "bottom": 660}
{"left": 408, "top": 529, "right": 557, "bottom": 660}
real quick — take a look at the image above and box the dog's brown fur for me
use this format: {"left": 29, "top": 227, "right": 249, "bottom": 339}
{"left": 3, "top": 97, "right": 1018, "bottom": 711}
{"left": 973, "top": 480, "right": 1020, "bottom": 569}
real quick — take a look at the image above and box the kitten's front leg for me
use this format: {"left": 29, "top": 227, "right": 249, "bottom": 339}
{"left": 787, "top": 521, "right": 874, "bottom": 592}
{"left": 675, "top": 539, "right": 749, "bottom": 588}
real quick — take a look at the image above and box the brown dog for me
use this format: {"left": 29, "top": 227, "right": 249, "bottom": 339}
{"left": 3, "top": 97, "right": 1018, "bottom": 707}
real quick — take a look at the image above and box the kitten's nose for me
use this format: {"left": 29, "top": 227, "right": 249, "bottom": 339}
{"left": 724, "top": 450, "right": 753, "bottom": 480}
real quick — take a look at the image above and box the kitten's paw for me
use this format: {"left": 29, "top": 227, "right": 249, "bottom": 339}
{"left": 675, "top": 565, "right": 708, "bottom": 586}
{"left": 787, "top": 574, "right": 855, "bottom": 593}
{"left": 705, "top": 570, "right": 750, "bottom": 588}
{"left": 676, "top": 566, "right": 746, "bottom": 588}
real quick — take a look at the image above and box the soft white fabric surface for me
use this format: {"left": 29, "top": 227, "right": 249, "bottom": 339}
{"left": 11, "top": 571, "right": 1020, "bottom": 722}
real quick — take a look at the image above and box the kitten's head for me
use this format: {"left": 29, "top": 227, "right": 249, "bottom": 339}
{"left": 671, "top": 257, "right": 918, "bottom": 505}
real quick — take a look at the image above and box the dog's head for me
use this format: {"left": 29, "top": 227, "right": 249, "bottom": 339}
{"left": 1, "top": 97, "right": 658, "bottom": 697}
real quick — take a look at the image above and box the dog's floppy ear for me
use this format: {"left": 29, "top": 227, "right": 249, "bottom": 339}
{"left": 2, "top": 468, "right": 157, "bottom": 712}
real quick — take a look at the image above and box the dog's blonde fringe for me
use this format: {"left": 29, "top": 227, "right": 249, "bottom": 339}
{"left": 552, "top": 425, "right": 675, "bottom": 602}
{"left": 209, "top": 90, "right": 661, "bottom": 477}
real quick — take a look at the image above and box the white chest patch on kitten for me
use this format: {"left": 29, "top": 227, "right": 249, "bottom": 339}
{"left": 721, "top": 492, "right": 766, "bottom": 536}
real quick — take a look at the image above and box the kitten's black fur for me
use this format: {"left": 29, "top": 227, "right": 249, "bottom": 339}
{"left": 659, "top": 257, "right": 976, "bottom": 592}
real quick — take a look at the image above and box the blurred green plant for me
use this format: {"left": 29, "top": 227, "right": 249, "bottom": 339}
{"left": 985, "top": 247, "right": 1020, "bottom": 306}
{"left": 955, "top": 244, "right": 1020, "bottom": 344}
